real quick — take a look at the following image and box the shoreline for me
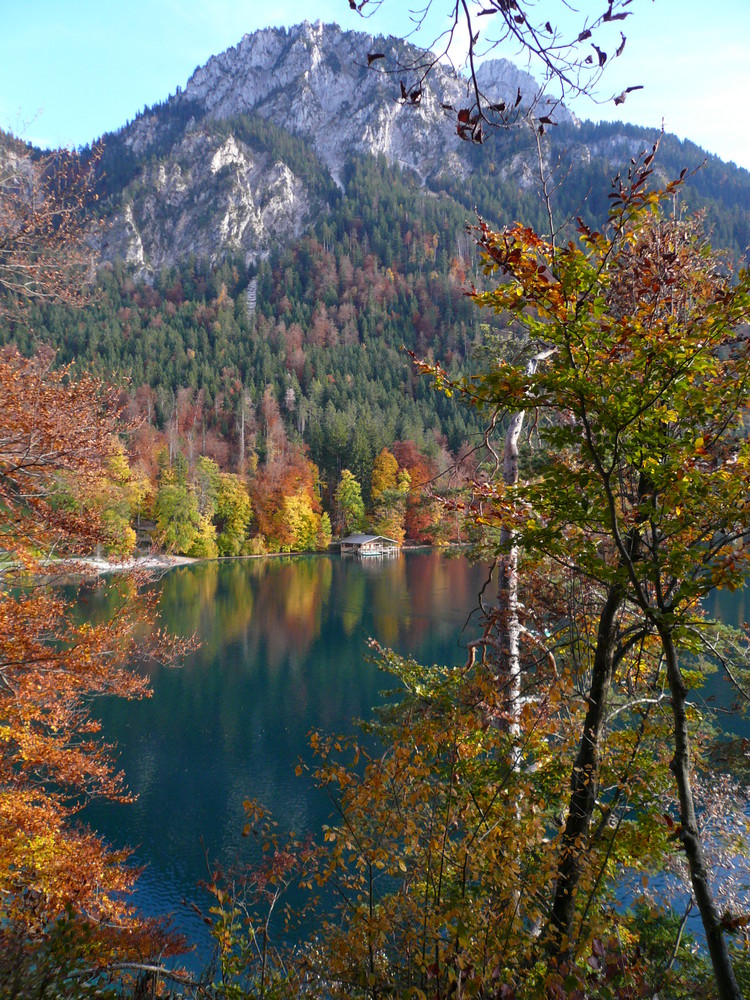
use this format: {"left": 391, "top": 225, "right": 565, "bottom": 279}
{"left": 66, "top": 542, "right": 471, "bottom": 576}
{"left": 59, "top": 553, "right": 196, "bottom": 575}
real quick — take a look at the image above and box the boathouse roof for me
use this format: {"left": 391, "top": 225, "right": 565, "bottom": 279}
{"left": 340, "top": 534, "right": 399, "bottom": 545}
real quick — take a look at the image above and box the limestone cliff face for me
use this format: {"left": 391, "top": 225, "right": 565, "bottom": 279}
{"left": 98, "top": 128, "right": 312, "bottom": 277}
{"left": 178, "top": 23, "right": 576, "bottom": 180}
{"left": 474, "top": 58, "right": 576, "bottom": 128}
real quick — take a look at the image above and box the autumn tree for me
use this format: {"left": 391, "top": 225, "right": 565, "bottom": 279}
{"left": 215, "top": 472, "right": 252, "bottom": 556}
{"left": 81, "top": 441, "right": 148, "bottom": 559}
{"left": 0, "top": 350, "right": 181, "bottom": 988}
{"left": 235, "top": 606, "right": 691, "bottom": 1000}
{"left": 250, "top": 443, "right": 331, "bottom": 553}
{"left": 368, "top": 447, "right": 408, "bottom": 541}
{"left": 371, "top": 470, "right": 411, "bottom": 543}
{"left": 0, "top": 134, "right": 98, "bottom": 318}
{"left": 211, "top": 159, "right": 750, "bottom": 1000}
{"left": 153, "top": 450, "right": 208, "bottom": 555}
{"left": 432, "top": 157, "right": 750, "bottom": 996}
{"left": 0, "top": 143, "right": 183, "bottom": 990}
{"left": 370, "top": 447, "right": 399, "bottom": 502}
{"left": 274, "top": 492, "right": 331, "bottom": 552}
{"left": 392, "top": 440, "right": 443, "bottom": 543}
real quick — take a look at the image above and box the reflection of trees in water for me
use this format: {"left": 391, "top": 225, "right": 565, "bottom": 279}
{"left": 86, "top": 551, "right": 489, "bottom": 953}
{"left": 279, "top": 557, "right": 333, "bottom": 657}
{"left": 247, "top": 557, "right": 333, "bottom": 668}
{"left": 91, "top": 554, "right": 483, "bottom": 694}
{"left": 98, "top": 552, "right": 486, "bottom": 770}
{"left": 338, "top": 571, "right": 366, "bottom": 636}
{"left": 371, "top": 556, "right": 409, "bottom": 646}
{"left": 407, "top": 553, "right": 481, "bottom": 657}
{"left": 158, "top": 563, "right": 218, "bottom": 632}
{"left": 156, "top": 558, "right": 336, "bottom": 670}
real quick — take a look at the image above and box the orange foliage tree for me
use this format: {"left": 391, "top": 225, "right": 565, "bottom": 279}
{"left": 249, "top": 441, "right": 330, "bottom": 552}
{"left": 0, "top": 349, "right": 181, "bottom": 984}
{"left": 0, "top": 134, "right": 98, "bottom": 319}
{"left": 392, "top": 440, "right": 443, "bottom": 543}
{"left": 0, "top": 139, "right": 183, "bottom": 989}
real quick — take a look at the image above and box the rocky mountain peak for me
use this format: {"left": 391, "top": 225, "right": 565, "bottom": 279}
{"left": 99, "top": 21, "right": 583, "bottom": 274}
{"left": 181, "top": 22, "right": 477, "bottom": 184}
{"left": 474, "top": 58, "right": 577, "bottom": 126}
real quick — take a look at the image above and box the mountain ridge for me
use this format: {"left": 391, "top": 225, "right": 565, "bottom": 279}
{"left": 85, "top": 20, "right": 749, "bottom": 278}
{"left": 176, "top": 20, "right": 576, "bottom": 184}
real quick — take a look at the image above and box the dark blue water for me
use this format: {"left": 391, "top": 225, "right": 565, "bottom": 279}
{"left": 85, "top": 551, "right": 489, "bottom": 963}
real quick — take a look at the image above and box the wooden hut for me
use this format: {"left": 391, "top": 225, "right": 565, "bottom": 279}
{"left": 339, "top": 534, "right": 400, "bottom": 556}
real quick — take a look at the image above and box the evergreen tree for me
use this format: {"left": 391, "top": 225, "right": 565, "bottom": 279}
{"left": 334, "top": 469, "right": 366, "bottom": 536}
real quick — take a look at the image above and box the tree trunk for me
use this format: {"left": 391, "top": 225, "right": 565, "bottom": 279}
{"left": 547, "top": 581, "right": 626, "bottom": 954}
{"left": 497, "top": 408, "right": 525, "bottom": 745}
{"left": 238, "top": 394, "right": 246, "bottom": 476}
{"left": 496, "top": 350, "right": 554, "bottom": 731}
{"left": 660, "top": 626, "right": 742, "bottom": 1000}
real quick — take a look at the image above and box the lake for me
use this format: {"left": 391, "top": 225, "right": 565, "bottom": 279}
{"left": 85, "top": 550, "right": 490, "bottom": 961}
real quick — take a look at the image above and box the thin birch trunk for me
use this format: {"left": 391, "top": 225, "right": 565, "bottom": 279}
{"left": 497, "top": 407, "right": 524, "bottom": 749}
{"left": 494, "top": 350, "right": 553, "bottom": 942}
{"left": 496, "top": 350, "right": 554, "bottom": 738}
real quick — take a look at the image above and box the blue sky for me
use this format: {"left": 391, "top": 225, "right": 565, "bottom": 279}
{"left": 3, "top": 0, "right": 750, "bottom": 171}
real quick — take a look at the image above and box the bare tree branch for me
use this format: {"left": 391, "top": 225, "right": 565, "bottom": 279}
{"left": 349, "top": 0, "right": 644, "bottom": 140}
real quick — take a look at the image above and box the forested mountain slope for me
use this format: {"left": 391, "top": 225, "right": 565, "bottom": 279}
{"left": 3, "top": 20, "right": 750, "bottom": 538}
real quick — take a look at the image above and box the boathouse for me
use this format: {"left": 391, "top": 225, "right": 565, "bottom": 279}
{"left": 339, "top": 533, "right": 400, "bottom": 556}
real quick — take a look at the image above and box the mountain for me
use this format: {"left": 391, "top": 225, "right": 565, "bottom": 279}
{"left": 98, "top": 127, "right": 322, "bottom": 272}
{"left": 93, "top": 20, "right": 657, "bottom": 276}
{"left": 89, "top": 20, "right": 749, "bottom": 278}
{"left": 5, "top": 21, "right": 750, "bottom": 505}
{"left": 179, "top": 21, "right": 575, "bottom": 182}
